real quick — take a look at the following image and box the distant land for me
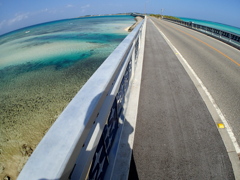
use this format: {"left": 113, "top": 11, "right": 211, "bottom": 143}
{"left": 76, "top": 13, "right": 144, "bottom": 32}
{"left": 77, "top": 12, "right": 144, "bottom": 18}
{"left": 149, "top": 14, "right": 181, "bottom": 20}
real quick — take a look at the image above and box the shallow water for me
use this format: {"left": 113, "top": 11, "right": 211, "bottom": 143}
{"left": 0, "top": 15, "right": 135, "bottom": 179}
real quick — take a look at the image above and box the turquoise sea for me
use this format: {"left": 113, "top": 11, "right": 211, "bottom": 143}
{"left": 179, "top": 17, "right": 240, "bottom": 35}
{"left": 0, "top": 15, "right": 135, "bottom": 70}
{"left": 0, "top": 15, "right": 135, "bottom": 179}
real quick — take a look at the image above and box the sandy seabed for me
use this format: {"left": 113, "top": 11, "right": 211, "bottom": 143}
{"left": 0, "top": 57, "right": 104, "bottom": 180}
{"left": 0, "top": 15, "right": 136, "bottom": 179}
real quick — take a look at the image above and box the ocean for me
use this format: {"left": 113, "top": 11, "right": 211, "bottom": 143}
{"left": 179, "top": 17, "right": 240, "bottom": 35}
{"left": 0, "top": 15, "right": 135, "bottom": 179}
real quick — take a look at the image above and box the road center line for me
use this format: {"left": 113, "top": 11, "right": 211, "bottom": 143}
{"left": 161, "top": 20, "right": 240, "bottom": 67}
{"left": 150, "top": 18, "right": 240, "bottom": 155}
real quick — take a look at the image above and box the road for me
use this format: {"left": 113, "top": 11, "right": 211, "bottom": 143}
{"left": 151, "top": 17, "right": 240, "bottom": 150}
{"left": 130, "top": 17, "right": 236, "bottom": 179}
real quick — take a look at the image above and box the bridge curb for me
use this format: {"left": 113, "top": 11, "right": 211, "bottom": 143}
{"left": 109, "top": 16, "right": 147, "bottom": 179}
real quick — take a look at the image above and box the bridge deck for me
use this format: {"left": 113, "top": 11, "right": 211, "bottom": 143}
{"left": 129, "top": 18, "right": 234, "bottom": 179}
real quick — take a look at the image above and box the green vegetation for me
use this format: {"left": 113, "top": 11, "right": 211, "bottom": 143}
{"left": 150, "top": 14, "right": 162, "bottom": 18}
{"left": 150, "top": 14, "right": 182, "bottom": 21}
{"left": 164, "top": 15, "right": 182, "bottom": 21}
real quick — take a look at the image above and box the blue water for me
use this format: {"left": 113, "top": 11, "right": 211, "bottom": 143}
{"left": 179, "top": 17, "right": 240, "bottom": 35}
{"left": 0, "top": 15, "right": 134, "bottom": 71}
{"left": 0, "top": 15, "right": 136, "bottom": 178}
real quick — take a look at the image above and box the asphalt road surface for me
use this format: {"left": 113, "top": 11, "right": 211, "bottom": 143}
{"left": 130, "top": 17, "right": 236, "bottom": 179}
{"left": 150, "top": 17, "right": 240, "bottom": 147}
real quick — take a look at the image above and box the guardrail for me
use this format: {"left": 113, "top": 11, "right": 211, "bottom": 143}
{"left": 163, "top": 18, "right": 240, "bottom": 49}
{"left": 18, "top": 18, "right": 145, "bottom": 180}
{"left": 131, "top": 13, "right": 145, "bottom": 18}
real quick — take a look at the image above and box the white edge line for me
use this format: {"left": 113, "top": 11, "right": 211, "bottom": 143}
{"left": 150, "top": 19, "right": 240, "bottom": 155}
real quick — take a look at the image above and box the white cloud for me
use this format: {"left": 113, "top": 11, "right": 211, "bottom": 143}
{"left": 42, "top": 8, "right": 49, "bottom": 12}
{"left": 49, "top": 9, "right": 57, "bottom": 14}
{"left": 81, "top": 4, "right": 90, "bottom": 12}
{"left": 66, "top": 4, "right": 74, "bottom": 8}
{"left": 81, "top": 4, "right": 90, "bottom": 9}
{"left": 40, "top": 8, "right": 57, "bottom": 14}
{"left": 0, "top": 13, "right": 29, "bottom": 34}
{"left": 0, "top": 20, "right": 7, "bottom": 29}
{"left": 8, "top": 13, "right": 29, "bottom": 25}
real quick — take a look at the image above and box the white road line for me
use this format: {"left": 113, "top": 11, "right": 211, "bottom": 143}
{"left": 150, "top": 19, "right": 240, "bottom": 155}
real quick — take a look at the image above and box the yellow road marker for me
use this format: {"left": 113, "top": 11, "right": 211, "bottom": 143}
{"left": 217, "top": 123, "right": 225, "bottom": 128}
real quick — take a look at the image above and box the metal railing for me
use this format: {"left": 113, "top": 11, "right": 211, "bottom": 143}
{"left": 163, "top": 18, "right": 240, "bottom": 49}
{"left": 18, "top": 18, "right": 146, "bottom": 180}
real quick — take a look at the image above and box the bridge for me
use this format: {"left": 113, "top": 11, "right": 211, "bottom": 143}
{"left": 18, "top": 16, "right": 240, "bottom": 179}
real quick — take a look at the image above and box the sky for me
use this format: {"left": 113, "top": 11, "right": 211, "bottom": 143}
{"left": 0, "top": 0, "right": 239, "bottom": 35}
